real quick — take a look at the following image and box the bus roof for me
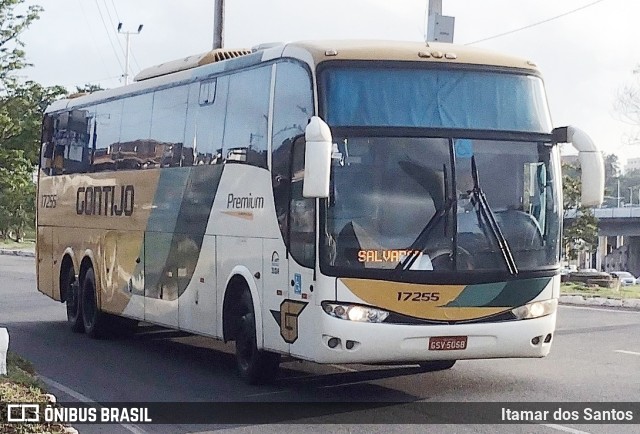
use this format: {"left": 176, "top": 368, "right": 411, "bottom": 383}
{"left": 284, "top": 40, "right": 538, "bottom": 70}
{"left": 46, "top": 40, "right": 540, "bottom": 114}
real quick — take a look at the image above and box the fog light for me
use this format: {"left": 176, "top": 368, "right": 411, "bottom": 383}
{"left": 531, "top": 336, "right": 541, "bottom": 345}
{"left": 544, "top": 333, "right": 552, "bottom": 343}
{"left": 345, "top": 340, "right": 355, "bottom": 350}
{"left": 328, "top": 337, "right": 340, "bottom": 348}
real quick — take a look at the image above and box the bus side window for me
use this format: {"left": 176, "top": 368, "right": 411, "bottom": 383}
{"left": 150, "top": 85, "right": 188, "bottom": 168}
{"left": 289, "top": 137, "right": 315, "bottom": 268}
{"left": 271, "top": 60, "right": 314, "bottom": 248}
{"left": 184, "top": 76, "right": 229, "bottom": 166}
{"left": 41, "top": 114, "right": 55, "bottom": 174}
{"left": 223, "top": 65, "right": 271, "bottom": 169}
{"left": 64, "top": 109, "right": 92, "bottom": 174}
{"left": 51, "top": 112, "right": 69, "bottom": 175}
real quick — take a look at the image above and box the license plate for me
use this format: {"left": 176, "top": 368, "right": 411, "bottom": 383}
{"left": 429, "top": 336, "right": 468, "bottom": 351}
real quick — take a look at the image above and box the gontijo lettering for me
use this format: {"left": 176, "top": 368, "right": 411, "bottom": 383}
{"left": 76, "top": 185, "right": 135, "bottom": 216}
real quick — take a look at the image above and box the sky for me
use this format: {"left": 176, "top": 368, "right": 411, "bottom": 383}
{"left": 16, "top": 0, "right": 640, "bottom": 167}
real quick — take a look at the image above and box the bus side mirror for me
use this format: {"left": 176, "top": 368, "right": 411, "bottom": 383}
{"left": 552, "top": 126, "right": 604, "bottom": 207}
{"left": 303, "top": 116, "right": 332, "bottom": 198}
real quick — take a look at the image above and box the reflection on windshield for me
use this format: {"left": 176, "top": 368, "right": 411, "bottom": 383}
{"left": 323, "top": 137, "right": 560, "bottom": 275}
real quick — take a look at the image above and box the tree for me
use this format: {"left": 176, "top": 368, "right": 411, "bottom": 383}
{"left": 75, "top": 83, "right": 104, "bottom": 94}
{"left": 0, "top": 81, "right": 66, "bottom": 163}
{"left": 615, "top": 65, "right": 640, "bottom": 146}
{"left": 602, "top": 153, "right": 621, "bottom": 207}
{"left": 0, "top": 0, "right": 43, "bottom": 88}
{"left": 562, "top": 163, "right": 598, "bottom": 260}
{"left": 0, "top": 1, "right": 55, "bottom": 241}
{"left": 0, "top": 148, "right": 34, "bottom": 241}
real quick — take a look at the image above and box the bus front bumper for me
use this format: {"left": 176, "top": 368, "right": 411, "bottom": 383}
{"left": 298, "top": 312, "right": 556, "bottom": 364}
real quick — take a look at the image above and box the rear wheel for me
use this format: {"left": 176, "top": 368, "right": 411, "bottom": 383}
{"left": 235, "top": 290, "right": 280, "bottom": 384}
{"left": 63, "top": 267, "right": 83, "bottom": 333}
{"left": 418, "top": 360, "right": 456, "bottom": 372}
{"left": 81, "top": 268, "right": 108, "bottom": 338}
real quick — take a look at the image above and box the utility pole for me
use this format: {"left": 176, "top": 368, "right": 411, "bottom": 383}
{"left": 213, "top": 0, "right": 224, "bottom": 49}
{"left": 426, "top": 0, "right": 455, "bottom": 43}
{"left": 118, "top": 23, "right": 143, "bottom": 85}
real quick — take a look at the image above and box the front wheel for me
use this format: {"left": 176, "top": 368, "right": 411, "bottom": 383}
{"left": 235, "top": 290, "right": 280, "bottom": 384}
{"left": 418, "top": 360, "right": 456, "bottom": 372}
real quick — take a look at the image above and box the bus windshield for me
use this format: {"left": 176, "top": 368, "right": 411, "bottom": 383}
{"left": 322, "top": 135, "right": 560, "bottom": 277}
{"left": 321, "top": 65, "right": 551, "bottom": 132}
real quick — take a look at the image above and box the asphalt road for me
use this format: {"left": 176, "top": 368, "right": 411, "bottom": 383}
{"left": 1, "top": 255, "right": 639, "bottom": 434}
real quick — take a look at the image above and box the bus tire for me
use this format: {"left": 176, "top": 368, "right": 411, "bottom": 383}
{"left": 81, "top": 268, "right": 108, "bottom": 338}
{"left": 235, "top": 290, "right": 280, "bottom": 384}
{"left": 62, "top": 267, "right": 83, "bottom": 333}
{"left": 418, "top": 360, "right": 456, "bottom": 372}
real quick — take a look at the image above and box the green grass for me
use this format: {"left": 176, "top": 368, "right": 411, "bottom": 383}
{"left": 0, "top": 239, "right": 35, "bottom": 251}
{"left": 561, "top": 282, "right": 640, "bottom": 299}
{"left": 0, "top": 352, "right": 67, "bottom": 433}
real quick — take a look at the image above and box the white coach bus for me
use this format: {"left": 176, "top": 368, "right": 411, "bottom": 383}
{"left": 36, "top": 40, "right": 604, "bottom": 383}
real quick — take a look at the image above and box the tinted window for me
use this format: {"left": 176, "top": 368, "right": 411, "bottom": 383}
{"left": 271, "top": 61, "right": 314, "bottom": 246}
{"left": 150, "top": 85, "right": 189, "bottom": 168}
{"left": 93, "top": 100, "right": 123, "bottom": 172}
{"left": 223, "top": 65, "right": 271, "bottom": 168}
{"left": 322, "top": 66, "right": 551, "bottom": 132}
{"left": 184, "top": 76, "right": 229, "bottom": 165}
{"left": 47, "top": 110, "right": 93, "bottom": 175}
{"left": 118, "top": 93, "right": 153, "bottom": 170}
{"left": 289, "top": 138, "right": 315, "bottom": 268}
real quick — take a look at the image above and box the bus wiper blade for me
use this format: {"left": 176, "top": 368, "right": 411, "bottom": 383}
{"left": 469, "top": 156, "right": 518, "bottom": 275}
{"left": 396, "top": 197, "right": 454, "bottom": 272}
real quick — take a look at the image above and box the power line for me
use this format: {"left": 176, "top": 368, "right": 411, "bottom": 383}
{"left": 109, "top": 0, "right": 121, "bottom": 23}
{"left": 465, "top": 0, "right": 607, "bottom": 45}
{"left": 93, "top": 0, "right": 124, "bottom": 73}
{"left": 102, "top": 0, "right": 141, "bottom": 72}
{"left": 75, "top": 0, "right": 114, "bottom": 82}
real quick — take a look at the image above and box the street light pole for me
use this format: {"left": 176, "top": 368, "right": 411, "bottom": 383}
{"left": 629, "top": 187, "right": 633, "bottom": 206}
{"left": 118, "top": 23, "right": 144, "bottom": 85}
{"left": 213, "top": 0, "right": 224, "bottom": 49}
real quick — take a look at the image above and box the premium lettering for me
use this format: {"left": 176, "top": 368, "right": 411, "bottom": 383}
{"left": 76, "top": 185, "right": 135, "bottom": 216}
{"left": 227, "top": 193, "right": 264, "bottom": 209}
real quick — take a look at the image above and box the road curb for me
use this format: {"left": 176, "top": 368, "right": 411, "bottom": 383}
{"left": 0, "top": 249, "right": 35, "bottom": 258}
{"left": 44, "top": 393, "right": 78, "bottom": 434}
{"left": 559, "top": 294, "right": 640, "bottom": 310}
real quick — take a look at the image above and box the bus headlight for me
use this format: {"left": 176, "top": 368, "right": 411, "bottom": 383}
{"left": 322, "top": 302, "right": 390, "bottom": 323}
{"left": 511, "top": 299, "right": 557, "bottom": 320}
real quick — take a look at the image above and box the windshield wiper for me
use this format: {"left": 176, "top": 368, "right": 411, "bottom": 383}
{"left": 396, "top": 163, "right": 453, "bottom": 272}
{"left": 468, "top": 156, "right": 518, "bottom": 275}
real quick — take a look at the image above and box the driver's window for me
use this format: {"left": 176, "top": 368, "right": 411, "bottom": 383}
{"left": 289, "top": 138, "right": 315, "bottom": 268}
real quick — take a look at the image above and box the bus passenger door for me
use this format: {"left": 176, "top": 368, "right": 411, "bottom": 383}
{"left": 144, "top": 232, "right": 179, "bottom": 327}
{"left": 286, "top": 138, "right": 316, "bottom": 357}
{"left": 262, "top": 239, "right": 289, "bottom": 354}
